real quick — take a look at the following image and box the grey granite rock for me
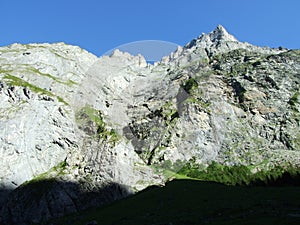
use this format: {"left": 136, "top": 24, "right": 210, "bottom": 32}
{"left": 0, "top": 26, "right": 299, "bottom": 224}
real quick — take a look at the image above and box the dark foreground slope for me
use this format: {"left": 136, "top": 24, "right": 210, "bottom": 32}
{"left": 51, "top": 179, "right": 300, "bottom": 225}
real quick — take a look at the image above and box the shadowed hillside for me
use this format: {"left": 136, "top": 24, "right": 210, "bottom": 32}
{"left": 51, "top": 179, "right": 300, "bottom": 225}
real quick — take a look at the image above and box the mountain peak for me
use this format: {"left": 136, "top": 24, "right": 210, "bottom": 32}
{"left": 209, "top": 25, "right": 238, "bottom": 42}
{"left": 183, "top": 25, "right": 239, "bottom": 51}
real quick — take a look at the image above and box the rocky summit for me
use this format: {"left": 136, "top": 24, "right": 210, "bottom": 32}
{"left": 0, "top": 25, "right": 299, "bottom": 224}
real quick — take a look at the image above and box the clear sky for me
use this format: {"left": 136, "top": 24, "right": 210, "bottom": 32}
{"left": 0, "top": 0, "right": 299, "bottom": 56}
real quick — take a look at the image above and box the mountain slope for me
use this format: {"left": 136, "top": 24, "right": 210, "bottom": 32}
{"left": 52, "top": 179, "right": 300, "bottom": 225}
{"left": 0, "top": 25, "right": 299, "bottom": 224}
{"left": 0, "top": 43, "right": 97, "bottom": 203}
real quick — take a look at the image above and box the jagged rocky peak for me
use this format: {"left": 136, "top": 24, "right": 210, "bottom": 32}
{"left": 207, "top": 24, "right": 238, "bottom": 42}
{"left": 106, "top": 49, "right": 147, "bottom": 67}
{"left": 162, "top": 25, "right": 282, "bottom": 66}
{"left": 184, "top": 25, "right": 238, "bottom": 49}
{"left": 161, "top": 25, "right": 241, "bottom": 65}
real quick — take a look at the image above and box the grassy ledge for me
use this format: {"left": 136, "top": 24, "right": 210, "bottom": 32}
{"left": 3, "top": 74, "right": 69, "bottom": 105}
{"left": 26, "top": 67, "right": 78, "bottom": 86}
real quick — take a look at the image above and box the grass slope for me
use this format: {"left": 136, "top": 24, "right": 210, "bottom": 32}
{"left": 51, "top": 180, "right": 300, "bottom": 225}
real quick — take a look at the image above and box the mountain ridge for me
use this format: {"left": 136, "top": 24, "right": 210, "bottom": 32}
{"left": 0, "top": 25, "right": 299, "bottom": 224}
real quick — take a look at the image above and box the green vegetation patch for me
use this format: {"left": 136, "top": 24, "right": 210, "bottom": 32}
{"left": 0, "top": 68, "right": 13, "bottom": 74}
{"left": 23, "top": 160, "right": 68, "bottom": 185}
{"left": 20, "top": 160, "right": 68, "bottom": 202}
{"left": 4, "top": 74, "right": 53, "bottom": 95}
{"left": 176, "top": 160, "right": 300, "bottom": 186}
{"left": 76, "top": 105, "right": 120, "bottom": 144}
{"left": 26, "top": 67, "right": 78, "bottom": 86}
{"left": 288, "top": 91, "right": 299, "bottom": 110}
{"left": 181, "top": 77, "right": 198, "bottom": 94}
{"left": 161, "top": 101, "right": 179, "bottom": 123}
{"left": 3, "top": 74, "right": 68, "bottom": 105}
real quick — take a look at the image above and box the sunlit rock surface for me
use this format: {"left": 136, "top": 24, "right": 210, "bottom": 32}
{"left": 0, "top": 26, "right": 299, "bottom": 224}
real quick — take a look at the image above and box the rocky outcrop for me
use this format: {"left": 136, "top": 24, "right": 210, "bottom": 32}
{"left": 0, "top": 26, "right": 299, "bottom": 224}
{"left": 0, "top": 43, "right": 97, "bottom": 208}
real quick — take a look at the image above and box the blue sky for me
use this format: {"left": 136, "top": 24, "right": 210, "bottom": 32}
{"left": 0, "top": 0, "right": 299, "bottom": 56}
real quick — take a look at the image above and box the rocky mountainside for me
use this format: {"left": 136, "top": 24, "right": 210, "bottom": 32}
{"left": 0, "top": 25, "right": 299, "bottom": 224}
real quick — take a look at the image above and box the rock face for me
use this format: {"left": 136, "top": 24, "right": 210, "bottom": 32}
{"left": 0, "top": 25, "right": 299, "bottom": 224}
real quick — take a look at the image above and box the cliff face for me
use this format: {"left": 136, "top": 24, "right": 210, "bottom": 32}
{"left": 0, "top": 25, "right": 299, "bottom": 224}
{"left": 0, "top": 43, "right": 96, "bottom": 202}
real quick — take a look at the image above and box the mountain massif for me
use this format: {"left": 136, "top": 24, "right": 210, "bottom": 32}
{"left": 0, "top": 25, "right": 299, "bottom": 224}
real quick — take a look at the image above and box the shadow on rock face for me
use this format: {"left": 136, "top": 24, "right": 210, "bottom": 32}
{"left": 0, "top": 187, "right": 14, "bottom": 221}
{"left": 0, "top": 179, "right": 132, "bottom": 225}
